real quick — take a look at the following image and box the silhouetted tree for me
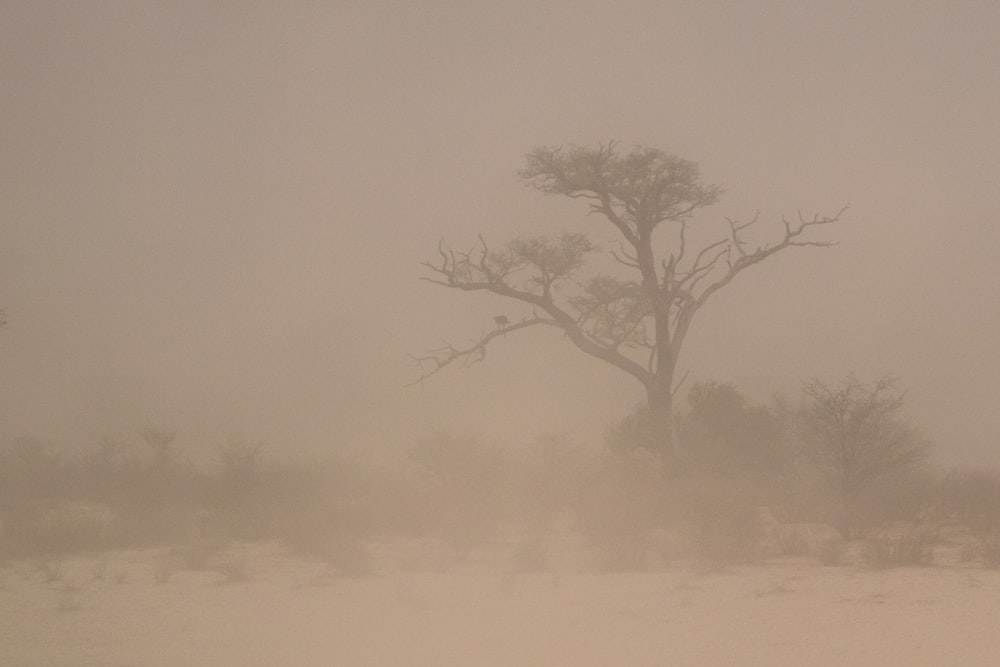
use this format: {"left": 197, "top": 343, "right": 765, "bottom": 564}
{"left": 415, "top": 142, "right": 845, "bottom": 464}
{"left": 798, "top": 374, "right": 928, "bottom": 535}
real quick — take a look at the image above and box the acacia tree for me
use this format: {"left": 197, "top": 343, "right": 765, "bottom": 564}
{"left": 414, "top": 143, "right": 845, "bottom": 462}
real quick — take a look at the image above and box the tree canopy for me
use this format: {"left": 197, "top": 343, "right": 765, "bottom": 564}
{"left": 798, "top": 374, "right": 927, "bottom": 495}
{"left": 415, "top": 142, "right": 846, "bottom": 463}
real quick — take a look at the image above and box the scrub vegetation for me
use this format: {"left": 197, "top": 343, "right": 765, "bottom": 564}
{"left": 1, "top": 375, "right": 996, "bottom": 574}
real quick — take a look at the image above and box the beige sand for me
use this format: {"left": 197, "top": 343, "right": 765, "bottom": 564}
{"left": 2, "top": 543, "right": 999, "bottom": 666}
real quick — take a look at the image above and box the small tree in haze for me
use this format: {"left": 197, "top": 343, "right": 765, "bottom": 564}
{"left": 414, "top": 142, "right": 845, "bottom": 465}
{"left": 798, "top": 374, "right": 928, "bottom": 536}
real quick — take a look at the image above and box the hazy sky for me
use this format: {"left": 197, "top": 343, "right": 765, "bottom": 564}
{"left": 2, "top": 1, "right": 998, "bottom": 464}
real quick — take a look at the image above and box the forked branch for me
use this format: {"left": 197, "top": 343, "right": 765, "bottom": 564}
{"left": 408, "top": 315, "right": 558, "bottom": 387}
{"left": 693, "top": 205, "right": 848, "bottom": 309}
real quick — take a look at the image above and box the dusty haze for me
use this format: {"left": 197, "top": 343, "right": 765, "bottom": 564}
{"left": 4, "top": 4, "right": 1000, "bottom": 666}
{"left": 2, "top": 1, "right": 998, "bottom": 461}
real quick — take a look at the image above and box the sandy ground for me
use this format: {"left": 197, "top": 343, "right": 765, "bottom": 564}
{"left": 3, "top": 543, "right": 1000, "bottom": 666}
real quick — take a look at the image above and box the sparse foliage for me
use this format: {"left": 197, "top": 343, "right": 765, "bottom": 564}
{"left": 862, "top": 527, "right": 936, "bottom": 568}
{"left": 677, "top": 476, "right": 768, "bottom": 568}
{"left": 679, "top": 381, "right": 788, "bottom": 474}
{"left": 415, "top": 142, "right": 845, "bottom": 463}
{"left": 798, "top": 375, "right": 928, "bottom": 536}
{"left": 408, "top": 431, "right": 514, "bottom": 554}
{"left": 817, "top": 538, "right": 847, "bottom": 566}
{"left": 606, "top": 405, "right": 662, "bottom": 456}
{"left": 973, "top": 535, "right": 1000, "bottom": 569}
{"left": 936, "top": 468, "right": 1000, "bottom": 532}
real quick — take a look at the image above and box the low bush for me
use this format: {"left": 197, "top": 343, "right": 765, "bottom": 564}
{"left": 969, "top": 535, "right": 1000, "bottom": 569}
{"left": 573, "top": 451, "right": 670, "bottom": 570}
{"left": 863, "top": 527, "right": 936, "bottom": 568}
{"left": 772, "top": 526, "right": 810, "bottom": 556}
{"left": 675, "top": 477, "right": 767, "bottom": 569}
{"left": 935, "top": 468, "right": 1000, "bottom": 532}
{"left": 817, "top": 538, "right": 846, "bottom": 566}
{"left": 0, "top": 435, "right": 378, "bottom": 566}
{"left": 212, "top": 552, "right": 253, "bottom": 583}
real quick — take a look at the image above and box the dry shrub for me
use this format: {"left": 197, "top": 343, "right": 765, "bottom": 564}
{"left": 576, "top": 461, "right": 774, "bottom": 570}
{"left": 772, "top": 526, "right": 810, "bottom": 556}
{"left": 575, "top": 451, "right": 664, "bottom": 535}
{"left": 163, "top": 542, "right": 257, "bottom": 582}
{"left": 594, "top": 532, "right": 655, "bottom": 572}
{"left": 969, "top": 535, "right": 1000, "bottom": 569}
{"left": 863, "top": 527, "right": 936, "bottom": 568}
{"left": 675, "top": 476, "right": 767, "bottom": 568}
{"left": 276, "top": 486, "right": 375, "bottom": 576}
{"left": 687, "top": 504, "right": 764, "bottom": 568}
{"left": 573, "top": 451, "right": 668, "bottom": 570}
{"left": 3, "top": 501, "right": 120, "bottom": 558}
{"left": 248, "top": 455, "right": 380, "bottom": 577}
{"left": 0, "top": 434, "right": 396, "bottom": 563}
{"left": 212, "top": 552, "right": 252, "bottom": 583}
{"left": 280, "top": 522, "right": 374, "bottom": 576}
{"left": 817, "top": 538, "right": 846, "bottom": 566}
{"left": 936, "top": 468, "right": 1000, "bottom": 532}
{"left": 852, "top": 471, "right": 935, "bottom": 530}
{"left": 407, "top": 431, "right": 517, "bottom": 554}
{"left": 35, "top": 502, "right": 122, "bottom": 553}
{"left": 775, "top": 466, "right": 840, "bottom": 525}
{"left": 170, "top": 537, "right": 228, "bottom": 570}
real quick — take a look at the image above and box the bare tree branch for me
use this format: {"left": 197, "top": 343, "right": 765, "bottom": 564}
{"left": 415, "top": 142, "right": 846, "bottom": 463}
{"left": 693, "top": 205, "right": 848, "bottom": 311}
{"left": 414, "top": 234, "right": 654, "bottom": 387}
{"left": 611, "top": 240, "right": 640, "bottom": 268}
{"left": 407, "top": 316, "right": 558, "bottom": 387}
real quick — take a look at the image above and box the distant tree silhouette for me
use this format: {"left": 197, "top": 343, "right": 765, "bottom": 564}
{"left": 798, "top": 374, "right": 927, "bottom": 535}
{"left": 414, "top": 142, "right": 845, "bottom": 467}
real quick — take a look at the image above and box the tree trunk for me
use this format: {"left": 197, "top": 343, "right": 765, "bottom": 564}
{"left": 648, "top": 308, "right": 681, "bottom": 468}
{"left": 647, "top": 381, "right": 679, "bottom": 469}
